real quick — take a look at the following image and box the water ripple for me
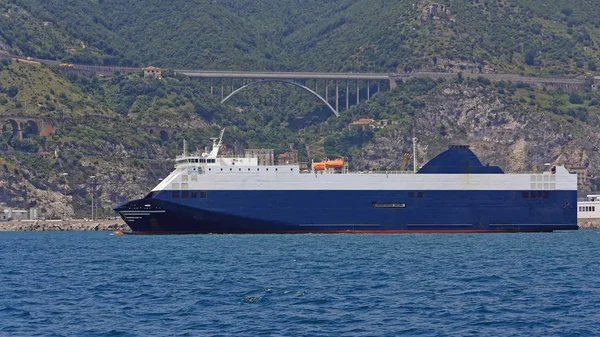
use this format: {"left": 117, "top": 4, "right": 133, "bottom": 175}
{"left": 0, "top": 231, "right": 599, "bottom": 336}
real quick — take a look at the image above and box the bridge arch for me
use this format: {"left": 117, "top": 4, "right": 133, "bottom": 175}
{"left": 4, "top": 119, "right": 22, "bottom": 141}
{"left": 221, "top": 79, "right": 339, "bottom": 117}
{"left": 24, "top": 120, "right": 39, "bottom": 136}
{"left": 159, "top": 130, "right": 169, "bottom": 141}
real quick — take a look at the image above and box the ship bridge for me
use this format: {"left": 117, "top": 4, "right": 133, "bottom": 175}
{"left": 175, "top": 155, "right": 258, "bottom": 169}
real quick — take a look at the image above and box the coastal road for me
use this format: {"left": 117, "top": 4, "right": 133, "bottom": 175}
{"left": 2, "top": 52, "right": 595, "bottom": 90}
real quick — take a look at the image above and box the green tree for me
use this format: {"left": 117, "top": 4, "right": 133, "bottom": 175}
{"left": 6, "top": 86, "right": 19, "bottom": 98}
{"left": 561, "top": 8, "right": 573, "bottom": 16}
{"left": 524, "top": 50, "right": 537, "bottom": 66}
{"left": 569, "top": 92, "right": 584, "bottom": 104}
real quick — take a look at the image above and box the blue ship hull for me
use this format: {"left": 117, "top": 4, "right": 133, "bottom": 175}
{"left": 115, "top": 189, "right": 578, "bottom": 234}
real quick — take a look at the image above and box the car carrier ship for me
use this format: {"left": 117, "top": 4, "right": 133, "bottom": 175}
{"left": 115, "top": 130, "right": 578, "bottom": 234}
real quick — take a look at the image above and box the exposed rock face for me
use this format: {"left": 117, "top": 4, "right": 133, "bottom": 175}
{"left": 578, "top": 219, "right": 600, "bottom": 229}
{"left": 354, "top": 81, "right": 600, "bottom": 178}
{"left": 0, "top": 219, "right": 130, "bottom": 231}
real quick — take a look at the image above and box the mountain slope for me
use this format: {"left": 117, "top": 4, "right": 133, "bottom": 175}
{"left": 1, "top": 0, "right": 598, "bottom": 75}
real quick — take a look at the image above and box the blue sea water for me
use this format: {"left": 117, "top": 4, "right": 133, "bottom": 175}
{"left": 0, "top": 231, "right": 599, "bottom": 337}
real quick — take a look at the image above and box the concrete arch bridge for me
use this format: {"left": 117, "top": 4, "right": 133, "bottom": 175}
{"left": 176, "top": 72, "right": 392, "bottom": 116}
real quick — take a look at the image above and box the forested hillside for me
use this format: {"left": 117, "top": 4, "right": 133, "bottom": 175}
{"left": 1, "top": 0, "right": 599, "bottom": 75}
{"left": 1, "top": 1, "right": 600, "bottom": 218}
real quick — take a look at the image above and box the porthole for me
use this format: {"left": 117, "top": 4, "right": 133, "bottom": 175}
{"left": 291, "top": 168, "right": 293, "bottom": 171}
{"left": 266, "top": 168, "right": 269, "bottom": 171}
{"left": 276, "top": 168, "right": 278, "bottom": 171}
{"left": 209, "top": 168, "right": 211, "bottom": 171}
{"left": 230, "top": 168, "right": 232, "bottom": 171}
{"left": 248, "top": 168, "right": 250, "bottom": 171}
{"left": 220, "top": 168, "right": 223, "bottom": 171}
{"left": 257, "top": 168, "right": 260, "bottom": 171}
{"left": 239, "top": 168, "right": 241, "bottom": 171}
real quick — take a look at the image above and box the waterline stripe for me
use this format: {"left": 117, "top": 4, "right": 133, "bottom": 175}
{"left": 298, "top": 224, "right": 380, "bottom": 227}
{"left": 407, "top": 224, "right": 472, "bottom": 227}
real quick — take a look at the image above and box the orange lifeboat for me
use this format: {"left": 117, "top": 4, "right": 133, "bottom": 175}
{"left": 312, "top": 158, "right": 344, "bottom": 170}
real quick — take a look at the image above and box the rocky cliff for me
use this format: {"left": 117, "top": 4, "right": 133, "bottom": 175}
{"left": 355, "top": 80, "right": 600, "bottom": 178}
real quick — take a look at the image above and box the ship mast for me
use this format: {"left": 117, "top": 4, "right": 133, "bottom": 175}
{"left": 207, "top": 128, "right": 225, "bottom": 158}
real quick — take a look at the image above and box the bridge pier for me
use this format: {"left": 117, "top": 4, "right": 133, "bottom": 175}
{"left": 367, "top": 80, "right": 370, "bottom": 101}
{"left": 336, "top": 81, "right": 339, "bottom": 113}
{"left": 356, "top": 80, "right": 360, "bottom": 105}
{"left": 346, "top": 80, "right": 349, "bottom": 110}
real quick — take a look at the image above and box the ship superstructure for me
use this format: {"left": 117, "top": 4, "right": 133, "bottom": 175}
{"left": 577, "top": 195, "right": 600, "bottom": 219}
{"left": 115, "top": 131, "right": 578, "bottom": 234}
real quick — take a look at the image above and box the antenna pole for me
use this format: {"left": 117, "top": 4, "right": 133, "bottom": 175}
{"left": 412, "top": 137, "right": 417, "bottom": 173}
